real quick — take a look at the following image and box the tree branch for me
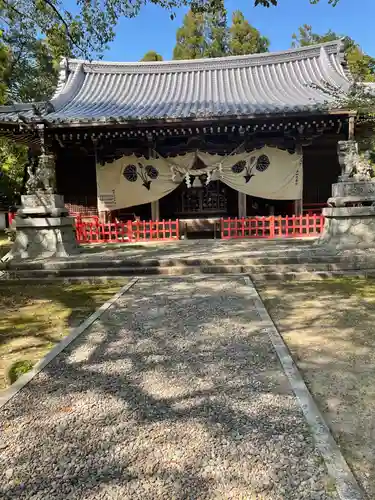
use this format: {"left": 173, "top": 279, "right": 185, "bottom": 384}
{"left": 1, "top": 0, "right": 86, "bottom": 55}
{"left": 31, "top": 0, "right": 86, "bottom": 54}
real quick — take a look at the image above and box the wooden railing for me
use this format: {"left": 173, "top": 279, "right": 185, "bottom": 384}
{"left": 8, "top": 212, "right": 324, "bottom": 243}
{"left": 75, "top": 218, "right": 180, "bottom": 244}
{"left": 220, "top": 215, "right": 324, "bottom": 240}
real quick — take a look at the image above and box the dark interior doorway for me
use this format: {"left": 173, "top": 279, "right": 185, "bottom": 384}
{"left": 246, "top": 196, "right": 294, "bottom": 217}
{"left": 160, "top": 179, "right": 238, "bottom": 220}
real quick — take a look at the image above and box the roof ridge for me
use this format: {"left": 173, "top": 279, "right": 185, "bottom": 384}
{"left": 63, "top": 39, "right": 344, "bottom": 75}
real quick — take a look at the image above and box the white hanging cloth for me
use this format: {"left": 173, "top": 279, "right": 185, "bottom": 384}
{"left": 96, "top": 146, "right": 302, "bottom": 211}
{"left": 198, "top": 147, "right": 302, "bottom": 200}
{"left": 96, "top": 154, "right": 178, "bottom": 211}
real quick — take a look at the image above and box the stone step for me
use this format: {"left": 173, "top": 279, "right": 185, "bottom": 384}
{"left": 3, "top": 262, "right": 375, "bottom": 280}
{"left": 5, "top": 252, "right": 373, "bottom": 271}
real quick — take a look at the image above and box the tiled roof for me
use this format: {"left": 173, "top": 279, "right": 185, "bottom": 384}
{"left": 0, "top": 40, "right": 350, "bottom": 125}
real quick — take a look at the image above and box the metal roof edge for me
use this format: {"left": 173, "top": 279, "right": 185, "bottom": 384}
{"left": 35, "top": 110, "right": 348, "bottom": 128}
{"left": 0, "top": 110, "right": 349, "bottom": 131}
{"left": 50, "top": 63, "right": 85, "bottom": 109}
{"left": 52, "top": 57, "right": 70, "bottom": 99}
{"left": 64, "top": 40, "right": 345, "bottom": 75}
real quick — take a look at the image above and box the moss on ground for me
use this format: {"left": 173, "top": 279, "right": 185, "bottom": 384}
{"left": 0, "top": 230, "right": 11, "bottom": 258}
{"left": 0, "top": 280, "right": 128, "bottom": 390}
{"left": 7, "top": 359, "right": 34, "bottom": 384}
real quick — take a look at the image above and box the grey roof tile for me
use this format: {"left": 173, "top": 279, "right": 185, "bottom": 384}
{"left": 0, "top": 40, "right": 350, "bottom": 125}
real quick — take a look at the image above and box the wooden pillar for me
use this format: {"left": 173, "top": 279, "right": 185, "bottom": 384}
{"left": 151, "top": 200, "right": 160, "bottom": 220}
{"left": 348, "top": 114, "right": 355, "bottom": 140}
{"left": 148, "top": 142, "right": 160, "bottom": 221}
{"left": 294, "top": 199, "right": 302, "bottom": 216}
{"left": 238, "top": 192, "right": 247, "bottom": 218}
{"left": 295, "top": 143, "right": 303, "bottom": 216}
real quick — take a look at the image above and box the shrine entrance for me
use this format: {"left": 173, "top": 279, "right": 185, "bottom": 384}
{"left": 159, "top": 180, "right": 238, "bottom": 238}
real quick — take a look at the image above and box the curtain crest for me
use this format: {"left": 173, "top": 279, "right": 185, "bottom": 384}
{"left": 96, "top": 146, "right": 302, "bottom": 211}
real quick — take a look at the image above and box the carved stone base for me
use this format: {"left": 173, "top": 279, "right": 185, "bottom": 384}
{"left": 10, "top": 216, "right": 80, "bottom": 260}
{"left": 317, "top": 206, "right": 375, "bottom": 249}
{"left": 19, "top": 193, "right": 68, "bottom": 215}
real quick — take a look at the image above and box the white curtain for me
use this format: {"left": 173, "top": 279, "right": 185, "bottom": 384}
{"left": 96, "top": 154, "right": 178, "bottom": 211}
{"left": 96, "top": 147, "right": 302, "bottom": 212}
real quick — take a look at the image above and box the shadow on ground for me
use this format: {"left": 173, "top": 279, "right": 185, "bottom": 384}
{"left": 0, "top": 277, "right": 333, "bottom": 500}
{"left": 0, "top": 281, "right": 126, "bottom": 349}
{"left": 257, "top": 278, "right": 375, "bottom": 498}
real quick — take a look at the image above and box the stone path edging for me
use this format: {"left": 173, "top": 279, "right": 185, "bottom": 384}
{"left": 0, "top": 278, "right": 138, "bottom": 409}
{"left": 244, "top": 276, "right": 366, "bottom": 500}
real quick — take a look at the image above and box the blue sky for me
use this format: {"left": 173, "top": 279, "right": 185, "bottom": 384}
{"left": 103, "top": 0, "right": 374, "bottom": 62}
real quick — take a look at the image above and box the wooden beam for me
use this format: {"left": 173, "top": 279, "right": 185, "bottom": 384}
{"left": 348, "top": 115, "right": 355, "bottom": 140}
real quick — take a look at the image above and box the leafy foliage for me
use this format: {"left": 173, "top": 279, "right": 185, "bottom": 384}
{"left": 173, "top": 7, "right": 269, "bottom": 60}
{"left": 229, "top": 11, "right": 269, "bottom": 56}
{"left": 7, "top": 359, "right": 34, "bottom": 384}
{"left": 173, "top": 10, "right": 206, "bottom": 60}
{"left": 0, "top": 138, "right": 28, "bottom": 205}
{"left": 203, "top": 1, "right": 228, "bottom": 58}
{"left": 0, "top": 37, "right": 9, "bottom": 105}
{"left": 141, "top": 51, "right": 164, "bottom": 61}
{"left": 0, "top": 0, "right": 342, "bottom": 62}
{"left": 255, "top": 0, "right": 340, "bottom": 5}
{"left": 0, "top": 7, "right": 70, "bottom": 204}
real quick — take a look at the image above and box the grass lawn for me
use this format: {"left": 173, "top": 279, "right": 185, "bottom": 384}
{"left": 0, "top": 280, "right": 128, "bottom": 390}
{"left": 257, "top": 278, "right": 375, "bottom": 498}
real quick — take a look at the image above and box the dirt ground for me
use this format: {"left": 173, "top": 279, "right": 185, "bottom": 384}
{"left": 257, "top": 278, "right": 375, "bottom": 498}
{"left": 0, "top": 280, "right": 128, "bottom": 390}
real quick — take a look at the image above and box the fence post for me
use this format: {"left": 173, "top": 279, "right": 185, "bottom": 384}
{"left": 176, "top": 219, "right": 180, "bottom": 240}
{"left": 127, "top": 220, "right": 132, "bottom": 242}
{"left": 269, "top": 216, "right": 274, "bottom": 239}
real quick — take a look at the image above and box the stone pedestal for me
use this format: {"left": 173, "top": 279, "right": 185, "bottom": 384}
{"left": 317, "top": 140, "right": 375, "bottom": 250}
{"left": 10, "top": 194, "right": 80, "bottom": 260}
{"left": 319, "top": 204, "right": 375, "bottom": 249}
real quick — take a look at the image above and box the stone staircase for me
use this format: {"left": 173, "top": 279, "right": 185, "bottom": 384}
{"left": 2, "top": 245, "right": 375, "bottom": 282}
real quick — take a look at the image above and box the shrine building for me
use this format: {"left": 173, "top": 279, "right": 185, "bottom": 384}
{"left": 0, "top": 39, "right": 353, "bottom": 236}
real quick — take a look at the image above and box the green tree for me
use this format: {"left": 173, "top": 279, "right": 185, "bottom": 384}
{"left": 203, "top": 2, "right": 228, "bottom": 58}
{"left": 174, "top": 8, "right": 268, "bottom": 60}
{"left": 291, "top": 25, "right": 375, "bottom": 82}
{"left": 0, "top": 39, "right": 26, "bottom": 205}
{"left": 0, "top": 38, "right": 10, "bottom": 105}
{"left": 0, "top": 0, "right": 341, "bottom": 60}
{"left": 255, "top": 0, "right": 339, "bottom": 5}
{"left": 3, "top": 36, "right": 60, "bottom": 102}
{"left": 0, "top": 27, "right": 68, "bottom": 204}
{"left": 173, "top": 10, "right": 206, "bottom": 60}
{"left": 141, "top": 51, "right": 164, "bottom": 62}
{"left": 228, "top": 11, "right": 270, "bottom": 56}
{"left": 0, "top": 139, "right": 28, "bottom": 205}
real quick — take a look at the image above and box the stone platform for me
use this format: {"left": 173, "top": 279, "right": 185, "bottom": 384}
{"left": 317, "top": 140, "right": 375, "bottom": 250}
{"left": 3, "top": 238, "right": 375, "bottom": 282}
{"left": 10, "top": 194, "right": 79, "bottom": 260}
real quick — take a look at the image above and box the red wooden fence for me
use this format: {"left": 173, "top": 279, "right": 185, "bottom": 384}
{"left": 220, "top": 215, "right": 324, "bottom": 240}
{"left": 75, "top": 218, "right": 180, "bottom": 244}
{"left": 8, "top": 211, "right": 324, "bottom": 243}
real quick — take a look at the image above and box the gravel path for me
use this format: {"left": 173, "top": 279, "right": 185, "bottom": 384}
{"left": 0, "top": 276, "right": 336, "bottom": 499}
